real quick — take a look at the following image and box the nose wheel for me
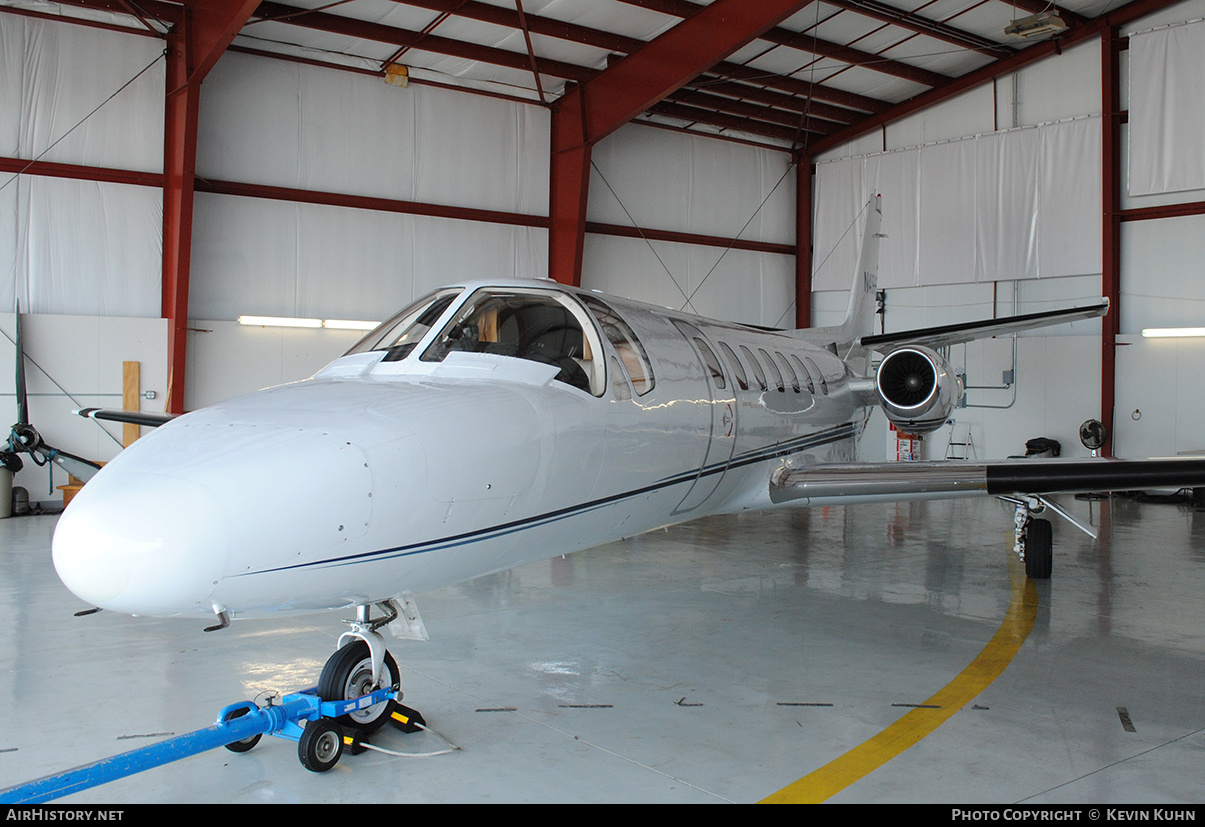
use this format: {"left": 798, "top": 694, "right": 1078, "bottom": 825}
{"left": 317, "top": 640, "right": 400, "bottom": 733}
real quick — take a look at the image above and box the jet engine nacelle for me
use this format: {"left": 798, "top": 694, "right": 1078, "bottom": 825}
{"left": 875, "top": 345, "right": 963, "bottom": 435}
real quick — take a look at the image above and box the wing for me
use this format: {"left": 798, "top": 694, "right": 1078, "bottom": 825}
{"left": 857, "top": 300, "right": 1109, "bottom": 351}
{"left": 770, "top": 456, "right": 1205, "bottom": 505}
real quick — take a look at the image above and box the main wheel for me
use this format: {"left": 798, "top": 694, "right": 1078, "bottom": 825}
{"left": 222, "top": 704, "right": 262, "bottom": 753}
{"left": 317, "top": 641, "right": 400, "bottom": 733}
{"left": 1024, "top": 518, "right": 1053, "bottom": 579}
{"left": 298, "top": 719, "right": 343, "bottom": 773}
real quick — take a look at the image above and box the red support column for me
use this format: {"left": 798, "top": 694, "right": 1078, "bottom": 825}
{"left": 795, "top": 155, "right": 813, "bottom": 329}
{"left": 1101, "top": 30, "right": 1123, "bottom": 457}
{"left": 160, "top": 0, "right": 259, "bottom": 413}
{"left": 549, "top": 87, "right": 591, "bottom": 286}
{"left": 547, "top": 0, "right": 810, "bottom": 285}
{"left": 162, "top": 24, "right": 200, "bottom": 415}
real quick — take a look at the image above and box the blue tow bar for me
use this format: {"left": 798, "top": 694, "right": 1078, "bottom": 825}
{"left": 0, "top": 686, "right": 410, "bottom": 804}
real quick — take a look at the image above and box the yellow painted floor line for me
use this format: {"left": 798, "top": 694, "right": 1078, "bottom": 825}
{"left": 762, "top": 556, "right": 1040, "bottom": 804}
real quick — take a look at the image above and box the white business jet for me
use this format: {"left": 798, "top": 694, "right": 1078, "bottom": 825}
{"left": 50, "top": 198, "right": 1205, "bottom": 732}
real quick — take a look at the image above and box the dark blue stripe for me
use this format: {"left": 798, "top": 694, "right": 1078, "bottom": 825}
{"left": 237, "top": 422, "right": 856, "bottom": 577}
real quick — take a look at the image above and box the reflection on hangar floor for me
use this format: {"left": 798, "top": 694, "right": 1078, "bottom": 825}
{"left": 0, "top": 495, "right": 1202, "bottom": 803}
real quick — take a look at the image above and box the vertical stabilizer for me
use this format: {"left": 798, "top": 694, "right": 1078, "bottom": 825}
{"left": 835, "top": 195, "right": 881, "bottom": 354}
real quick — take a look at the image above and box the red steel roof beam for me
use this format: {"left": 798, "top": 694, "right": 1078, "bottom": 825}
{"left": 549, "top": 0, "right": 811, "bottom": 285}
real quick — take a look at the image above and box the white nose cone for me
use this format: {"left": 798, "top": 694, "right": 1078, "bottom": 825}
{"left": 53, "top": 473, "right": 228, "bottom": 616}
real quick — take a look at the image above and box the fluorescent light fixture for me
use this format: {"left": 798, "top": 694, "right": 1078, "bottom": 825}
{"left": 1141, "top": 327, "right": 1205, "bottom": 338}
{"left": 238, "top": 315, "right": 322, "bottom": 328}
{"left": 1004, "top": 11, "right": 1068, "bottom": 38}
{"left": 323, "top": 319, "right": 380, "bottom": 330}
{"left": 237, "top": 315, "right": 380, "bottom": 330}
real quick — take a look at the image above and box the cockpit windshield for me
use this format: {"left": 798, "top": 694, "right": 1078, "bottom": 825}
{"left": 343, "top": 289, "right": 461, "bottom": 360}
{"left": 421, "top": 288, "right": 603, "bottom": 395}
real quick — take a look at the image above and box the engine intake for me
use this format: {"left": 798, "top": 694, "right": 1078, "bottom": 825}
{"left": 876, "top": 345, "right": 961, "bottom": 435}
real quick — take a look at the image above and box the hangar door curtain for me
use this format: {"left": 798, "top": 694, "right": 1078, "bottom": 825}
{"left": 1128, "top": 19, "right": 1205, "bottom": 197}
{"left": 812, "top": 116, "right": 1102, "bottom": 291}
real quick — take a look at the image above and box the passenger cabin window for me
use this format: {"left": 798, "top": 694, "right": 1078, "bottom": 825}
{"left": 346, "top": 289, "right": 460, "bottom": 360}
{"left": 421, "top": 289, "right": 602, "bottom": 394}
{"left": 740, "top": 344, "right": 767, "bottom": 391}
{"left": 759, "top": 348, "right": 784, "bottom": 392}
{"left": 774, "top": 351, "right": 800, "bottom": 393}
{"left": 693, "top": 338, "right": 726, "bottom": 389}
{"left": 582, "top": 296, "right": 655, "bottom": 396}
{"left": 717, "top": 342, "right": 748, "bottom": 390}
{"left": 788, "top": 354, "right": 815, "bottom": 394}
{"left": 805, "top": 357, "right": 829, "bottom": 395}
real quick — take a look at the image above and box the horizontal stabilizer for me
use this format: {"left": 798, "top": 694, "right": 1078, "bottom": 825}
{"left": 771, "top": 456, "right": 1205, "bottom": 505}
{"left": 75, "top": 408, "right": 177, "bottom": 428}
{"left": 858, "top": 300, "right": 1108, "bottom": 351}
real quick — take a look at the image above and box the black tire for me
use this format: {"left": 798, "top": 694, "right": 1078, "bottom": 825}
{"left": 298, "top": 718, "right": 343, "bottom": 773}
{"left": 222, "top": 704, "right": 262, "bottom": 753}
{"left": 1025, "top": 518, "right": 1053, "bottom": 579}
{"left": 317, "top": 641, "right": 399, "bottom": 733}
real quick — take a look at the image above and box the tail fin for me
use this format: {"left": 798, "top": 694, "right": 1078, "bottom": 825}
{"left": 835, "top": 195, "right": 881, "bottom": 352}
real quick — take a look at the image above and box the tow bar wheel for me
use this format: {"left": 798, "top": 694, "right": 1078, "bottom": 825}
{"left": 298, "top": 718, "right": 344, "bottom": 773}
{"left": 222, "top": 704, "right": 262, "bottom": 753}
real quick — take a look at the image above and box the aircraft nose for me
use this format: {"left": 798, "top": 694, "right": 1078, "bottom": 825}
{"left": 52, "top": 419, "right": 376, "bottom": 618}
{"left": 53, "top": 473, "right": 229, "bottom": 615}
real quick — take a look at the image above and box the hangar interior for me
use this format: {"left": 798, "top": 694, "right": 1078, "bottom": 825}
{"left": 2, "top": 0, "right": 1205, "bottom": 804}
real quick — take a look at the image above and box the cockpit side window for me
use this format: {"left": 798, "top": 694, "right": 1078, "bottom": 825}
{"left": 421, "top": 289, "right": 602, "bottom": 394}
{"left": 582, "top": 296, "right": 656, "bottom": 396}
{"left": 345, "top": 289, "right": 461, "bottom": 360}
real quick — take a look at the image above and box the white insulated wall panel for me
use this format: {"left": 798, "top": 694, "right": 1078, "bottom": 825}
{"left": 197, "top": 51, "right": 549, "bottom": 215}
{"left": 192, "top": 51, "right": 550, "bottom": 323}
{"left": 580, "top": 234, "right": 794, "bottom": 328}
{"left": 190, "top": 193, "right": 546, "bottom": 322}
{"left": 1, "top": 18, "right": 164, "bottom": 318}
{"left": 587, "top": 127, "right": 795, "bottom": 245}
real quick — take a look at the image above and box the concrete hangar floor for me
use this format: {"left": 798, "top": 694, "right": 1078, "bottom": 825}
{"left": 1, "top": 495, "right": 1203, "bottom": 804}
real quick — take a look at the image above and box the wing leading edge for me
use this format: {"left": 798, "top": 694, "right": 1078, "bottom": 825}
{"left": 770, "top": 456, "right": 1205, "bottom": 505}
{"left": 857, "top": 300, "right": 1110, "bottom": 352}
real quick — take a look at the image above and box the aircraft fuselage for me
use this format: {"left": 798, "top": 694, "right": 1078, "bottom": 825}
{"left": 52, "top": 280, "right": 866, "bottom": 620}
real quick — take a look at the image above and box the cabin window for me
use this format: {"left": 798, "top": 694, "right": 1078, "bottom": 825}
{"left": 739, "top": 344, "right": 767, "bottom": 391}
{"left": 758, "top": 348, "right": 784, "bottom": 392}
{"left": 774, "top": 351, "right": 800, "bottom": 393}
{"left": 788, "top": 353, "right": 815, "bottom": 395}
{"left": 805, "top": 357, "right": 829, "bottom": 395}
{"left": 581, "top": 296, "right": 655, "bottom": 396}
{"left": 421, "top": 289, "right": 603, "bottom": 394}
{"left": 717, "top": 342, "right": 748, "bottom": 390}
{"left": 346, "top": 289, "right": 461, "bottom": 360}
{"left": 609, "top": 356, "right": 633, "bottom": 401}
{"left": 693, "top": 338, "right": 726, "bottom": 389}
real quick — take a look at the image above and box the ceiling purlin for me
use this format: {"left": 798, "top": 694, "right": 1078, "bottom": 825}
{"left": 612, "top": 0, "right": 953, "bottom": 87}
{"left": 824, "top": 0, "right": 1012, "bottom": 57}
{"left": 646, "top": 101, "right": 805, "bottom": 144}
{"left": 390, "top": 0, "right": 646, "bottom": 54}
{"left": 664, "top": 88, "right": 840, "bottom": 134}
{"left": 694, "top": 79, "right": 863, "bottom": 126}
{"left": 254, "top": 1, "right": 599, "bottom": 81}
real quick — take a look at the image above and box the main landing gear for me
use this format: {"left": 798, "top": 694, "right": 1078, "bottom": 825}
{"left": 1004, "top": 494, "right": 1097, "bottom": 580}
{"left": 1010, "top": 498, "right": 1053, "bottom": 579}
